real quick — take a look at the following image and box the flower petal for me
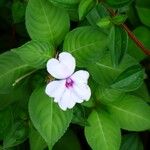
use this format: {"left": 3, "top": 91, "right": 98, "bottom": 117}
{"left": 73, "top": 83, "right": 91, "bottom": 101}
{"left": 58, "top": 89, "right": 76, "bottom": 111}
{"left": 71, "top": 70, "right": 89, "bottom": 84}
{"left": 47, "top": 52, "right": 75, "bottom": 79}
{"left": 45, "top": 80, "right": 66, "bottom": 103}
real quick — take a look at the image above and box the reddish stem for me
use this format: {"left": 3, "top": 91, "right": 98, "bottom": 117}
{"left": 107, "top": 8, "right": 150, "bottom": 56}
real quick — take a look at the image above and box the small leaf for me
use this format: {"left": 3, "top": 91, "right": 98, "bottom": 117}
{"left": 120, "top": 134, "right": 144, "bottom": 150}
{"left": 109, "top": 26, "right": 128, "bottom": 67}
{"left": 78, "top": 0, "right": 96, "bottom": 20}
{"left": 85, "top": 109, "right": 121, "bottom": 150}
{"left": 107, "top": 95, "right": 150, "bottom": 131}
{"left": 97, "top": 17, "right": 111, "bottom": 28}
{"left": 111, "top": 14, "right": 127, "bottom": 25}
{"left": 111, "top": 65, "right": 144, "bottom": 92}
{"left": 13, "top": 40, "right": 54, "bottom": 68}
{"left": 29, "top": 86, "right": 73, "bottom": 149}
{"left": 26, "top": 0, "right": 70, "bottom": 46}
{"left": 63, "top": 26, "right": 108, "bottom": 67}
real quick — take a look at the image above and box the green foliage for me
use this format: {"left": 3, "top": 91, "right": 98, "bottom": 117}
{"left": 108, "top": 26, "right": 128, "bottom": 67}
{"left": 0, "top": 51, "right": 34, "bottom": 94}
{"left": 120, "top": 134, "right": 144, "bottom": 150}
{"left": 107, "top": 95, "right": 150, "bottom": 131}
{"left": 85, "top": 109, "right": 121, "bottom": 150}
{"left": 78, "top": 0, "right": 96, "bottom": 20}
{"left": 13, "top": 40, "right": 54, "bottom": 68}
{"left": 0, "top": 0, "right": 150, "bottom": 149}
{"left": 88, "top": 53, "right": 138, "bottom": 87}
{"left": 128, "top": 26, "right": 150, "bottom": 61}
{"left": 111, "top": 65, "right": 144, "bottom": 91}
{"left": 63, "top": 26, "right": 108, "bottom": 67}
{"left": 26, "top": 0, "right": 70, "bottom": 46}
{"left": 29, "top": 86, "right": 73, "bottom": 149}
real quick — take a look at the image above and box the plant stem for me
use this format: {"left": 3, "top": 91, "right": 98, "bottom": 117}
{"left": 107, "top": 8, "right": 150, "bottom": 55}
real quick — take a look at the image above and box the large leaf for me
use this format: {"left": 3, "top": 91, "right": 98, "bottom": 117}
{"left": 108, "top": 26, "right": 128, "bottom": 67}
{"left": 26, "top": 0, "right": 70, "bottom": 46}
{"left": 29, "top": 86, "right": 73, "bottom": 149}
{"left": 88, "top": 53, "right": 138, "bottom": 87}
{"left": 0, "top": 51, "right": 33, "bottom": 94}
{"left": 12, "top": 40, "right": 54, "bottom": 68}
{"left": 63, "top": 26, "right": 108, "bottom": 67}
{"left": 107, "top": 95, "right": 150, "bottom": 131}
{"left": 120, "top": 134, "right": 144, "bottom": 150}
{"left": 85, "top": 109, "right": 121, "bottom": 150}
{"left": 111, "top": 65, "right": 144, "bottom": 92}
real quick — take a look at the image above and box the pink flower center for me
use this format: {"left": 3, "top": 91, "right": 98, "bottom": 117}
{"left": 65, "top": 78, "right": 74, "bottom": 88}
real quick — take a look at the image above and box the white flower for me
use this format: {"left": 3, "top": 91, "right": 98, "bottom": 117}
{"left": 45, "top": 52, "right": 91, "bottom": 111}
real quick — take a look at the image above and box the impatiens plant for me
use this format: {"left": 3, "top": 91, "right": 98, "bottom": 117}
{"left": 0, "top": 0, "right": 150, "bottom": 150}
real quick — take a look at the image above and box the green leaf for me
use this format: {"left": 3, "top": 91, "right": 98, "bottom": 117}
{"left": 12, "top": 40, "right": 54, "bottom": 68}
{"left": 136, "top": 6, "right": 150, "bottom": 27}
{"left": 49, "top": 0, "right": 79, "bottom": 8}
{"left": 105, "top": 0, "right": 133, "bottom": 8}
{"left": 86, "top": 4, "right": 109, "bottom": 27}
{"left": 0, "top": 78, "right": 31, "bottom": 110}
{"left": 128, "top": 26, "right": 150, "bottom": 61}
{"left": 0, "top": 107, "right": 13, "bottom": 139}
{"left": 111, "top": 65, "right": 144, "bottom": 92}
{"left": 130, "top": 83, "right": 150, "bottom": 102}
{"left": 120, "top": 134, "right": 144, "bottom": 150}
{"left": 63, "top": 26, "right": 108, "bottom": 67}
{"left": 107, "top": 95, "right": 150, "bottom": 131}
{"left": 12, "top": 0, "right": 26, "bottom": 23}
{"left": 49, "top": 0, "right": 80, "bottom": 21}
{"left": 29, "top": 125, "right": 47, "bottom": 150}
{"left": 72, "top": 105, "right": 89, "bottom": 126}
{"left": 109, "top": 26, "right": 128, "bottom": 67}
{"left": 0, "top": 51, "right": 33, "bottom": 94}
{"left": 26, "top": 0, "right": 70, "bottom": 46}
{"left": 29, "top": 86, "right": 73, "bottom": 149}
{"left": 88, "top": 53, "right": 138, "bottom": 87}
{"left": 53, "top": 129, "right": 81, "bottom": 150}
{"left": 3, "top": 121, "right": 28, "bottom": 148}
{"left": 97, "top": 17, "right": 111, "bottom": 28}
{"left": 78, "top": 0, "right": 96, "bottom": 20}
{"left": 95, "top": 87, "right": 125, "bottom": 104}
{"left": 111, "top": 15, "right": 127, "bottom": 25}
{"left": 85, "top": 109, "right": 121, "bottom": 150}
